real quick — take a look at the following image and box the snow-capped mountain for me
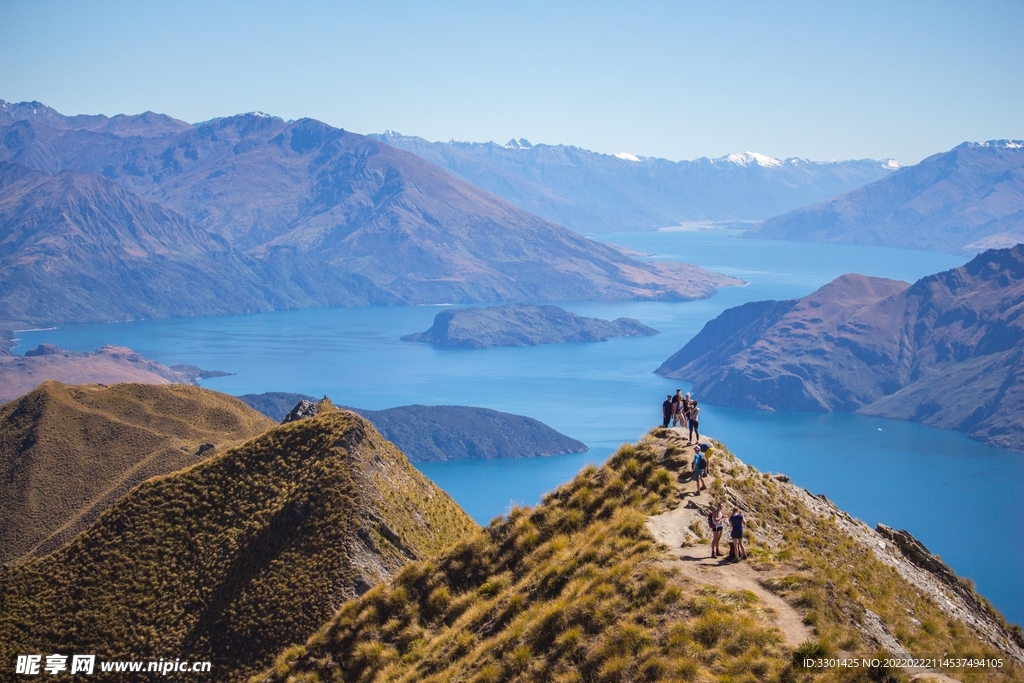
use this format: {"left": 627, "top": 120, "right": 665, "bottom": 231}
{"left": 369, "top": 131, "right": 897, "bottom": 233}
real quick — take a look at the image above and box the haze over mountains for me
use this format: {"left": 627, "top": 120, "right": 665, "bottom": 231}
{"left": 657, "top": 245, "right": 1024, "bottom": 450}
{"left": 371, "top": 131, "right": 899, "bottom": 233}
{"left": 0, "top": 100, "right": 731, "bottom": 326}
{"left": 749, "top": 141, "right": 1024, "bottom": 254}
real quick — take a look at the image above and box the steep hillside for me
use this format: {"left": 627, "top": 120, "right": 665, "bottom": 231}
{"left": 0, "top": 161, "right": 276, "bottom": 324}
{"left": 401, "top": 303, "right": 659, "bottom": 348}
{"left": 657, "top": 245, "right": 1024, "bottom": 450}
{"left": 0, "top": 103, "right": 739, "bottom": 324}
{"left": 238, "top": 393, "right": 589, "bottom": 462}
{"left": 0, "top": 404, "right": 475, "bottom": 681}
{"left": 748, "top": 141, "right": 1024, "bottom": 254}
{"left": 258, "top": 431, "right": 1022, "bottom": 683}
{"left": 371, "top": 132, "right": 897, "bottom": 233}
{"left": 0, "top": 344, "right": 229, "bottom": 403}
{"left": 0, "top": 381, "right": 275, "bottom": 563}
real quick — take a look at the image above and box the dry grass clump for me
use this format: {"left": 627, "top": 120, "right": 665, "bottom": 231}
{"left": 0, "top": 381, "right": 277, "bottom": 563}
{"left": 259, "top": 440, "right": 797, "bottom": 683}
{"left": 0, "top": 407, "right": 475, "bottom": 683}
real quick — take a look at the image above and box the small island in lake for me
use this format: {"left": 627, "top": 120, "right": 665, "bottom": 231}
{"left": 400, "top": 303, "right": 659, "bottom": 349}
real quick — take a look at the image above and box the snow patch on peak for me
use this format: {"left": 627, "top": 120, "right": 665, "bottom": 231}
{"left": 720, "top": 152, "right": 782, "bottom": 168}
{"left": 882, "top": 159, "right": 901, "bottom": 170}
{"left": 614, "top": 152, "right": 640, "bottom": 162}
{"left": 505, "top": 138, "right": 533, "bottom": 149}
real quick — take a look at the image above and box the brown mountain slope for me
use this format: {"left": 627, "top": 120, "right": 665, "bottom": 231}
{"left": 0, "top": 403, "right": 476, "bottom": 682}
{"left": 0, "top": 381, "right": 275, "bottom": 564}
{"left": 658, "top": 245, "right": 1024, "bottom": 449}
{"left": 0, "top": 161, "right": 280, "bottom": 324}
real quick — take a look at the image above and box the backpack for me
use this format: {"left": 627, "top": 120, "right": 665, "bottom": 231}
{"left": 693, "top": 452, "right": 704, "bottom": 472}
{"left": 707, "top": 510, "right": 716, "bottom": 530}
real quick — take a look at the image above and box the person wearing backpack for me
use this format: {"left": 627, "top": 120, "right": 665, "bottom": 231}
{"left": 708, "top": 502, "right": 725, "bottom": 558}
{"left": 692, "top": 448, "right": 707, "bottom": 494}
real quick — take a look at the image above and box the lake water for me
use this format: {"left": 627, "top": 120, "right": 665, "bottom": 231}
{"left": 15, "top": 230, "right": 1023, "bottom": 625}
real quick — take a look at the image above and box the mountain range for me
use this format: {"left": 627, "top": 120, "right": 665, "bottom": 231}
{"left": 657, "top": 245, "right": 1024, "bottom": 450}
{"left": 0, "top": 100, "right": 735, "bottom": 327}
{"left": 370, "top": 131, "right": 898, "bottom": 233}
{"left": 748, "top": 140, "right": 1024, "bottom": 254}
{"left": 0, "top": 398, "right": 475, "bottom": 681}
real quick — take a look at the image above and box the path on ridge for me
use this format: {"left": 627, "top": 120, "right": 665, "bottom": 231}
{"left": 644, "top": 429, "right": 813, "bottom": 647}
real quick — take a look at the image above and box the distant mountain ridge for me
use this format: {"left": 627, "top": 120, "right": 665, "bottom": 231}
{"left": 238, "top": 392, "right": 588, "bottom": 461}
{"left": 747, "top": 140, "right": 1024, "bottom": 254}
{"left": 369, "top": 131, "right": 897, "bottom": 233}
{"left": 657, "top": 245, "right": 1024, "bottom": 450}
{"left": 0, "top": 100, "right": 733, "bottom": 326}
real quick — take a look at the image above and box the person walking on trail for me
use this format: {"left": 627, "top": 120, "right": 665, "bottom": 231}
{"left": 709, "top": 502, "right": 725, "bottom": 558}
{"left": 671, "top": 389, "right": 684, "bottom": 427}
{"left": 729, "top": 507, "right": 746, "bottom": 561}
{"left": 688, "top": 401, "right": 700, "bottom": 443}
{"left": 692, "top": 447, "right": 707, "bottom": 494}
{"left": 698, "top": 442, "right": 714, "bottom": 477}
{"left": 661, "top": 395, "right": 673, "bottom": 428}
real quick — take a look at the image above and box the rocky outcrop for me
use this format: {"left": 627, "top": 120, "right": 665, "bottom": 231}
{"left": 658, "top": 245, "right": 1024, "bottom": 450}
{"left": 402, "top": 303, "right": 660, "bottom": 348}
{"left": 283, "top": 399, "right": 322, "bottom": 423}
{"left": 0, "top": 344, "right": 233, "bottom": 403}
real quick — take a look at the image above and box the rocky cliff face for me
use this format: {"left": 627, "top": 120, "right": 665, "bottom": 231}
{"left": 658, "top": 245, "right": 1024, "bottom": 450}
{"left": 0, "top": 404, "right": 476, "bottom": 682}
{"left": 401, "top": 303, "right": 662, "bottom": 348}
{"left": 747, "top": 140, "right": 1024, "bottom": 254}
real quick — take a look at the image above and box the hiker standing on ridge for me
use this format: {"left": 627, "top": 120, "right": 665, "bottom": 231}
{"left": 692, "top": 447, "right": 707, "bottom": 494}
{"left": 710, "top": 502, "right": 725, "bottom": 558}
{"left": 729, "top": 507, "right": 746, "bottom": 561}
{"left": 671, "top": 389, "right": 684, "bottom": 427}
{"left": 688, "top": 400, "right": 701, "bottom": 443}
{"left": 661, "top": 395, "right": 673, "bottom": 428}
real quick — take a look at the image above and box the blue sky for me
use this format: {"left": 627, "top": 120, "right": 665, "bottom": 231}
{"left": 1, "top": 0, "right": 1021, "bottom": 164}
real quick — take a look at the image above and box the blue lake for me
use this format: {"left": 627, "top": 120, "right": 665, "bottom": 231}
{"left": 15, "top": 230, "right": 1023, "bottom": 625}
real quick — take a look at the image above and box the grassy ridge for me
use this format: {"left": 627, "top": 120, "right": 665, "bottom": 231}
{"left": 0, "top": 381, "right": 276, "bottom": 563}
{"left": 258, "top": 432, "right": 1022, "bottom": 683}
{"left": 0, "top": 406, "right": 476, "bottom": 682}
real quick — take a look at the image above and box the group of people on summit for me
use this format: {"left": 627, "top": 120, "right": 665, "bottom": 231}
{"left": 659, "top": 390, "right": 747, "bottom": 562}
{"left": 661, "top": 389, "right": 700, "bottom": 443}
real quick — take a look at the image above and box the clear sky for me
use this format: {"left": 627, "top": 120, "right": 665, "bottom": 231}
{"left": 1, "top": 0, "right": 1021, "bottom": 164}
